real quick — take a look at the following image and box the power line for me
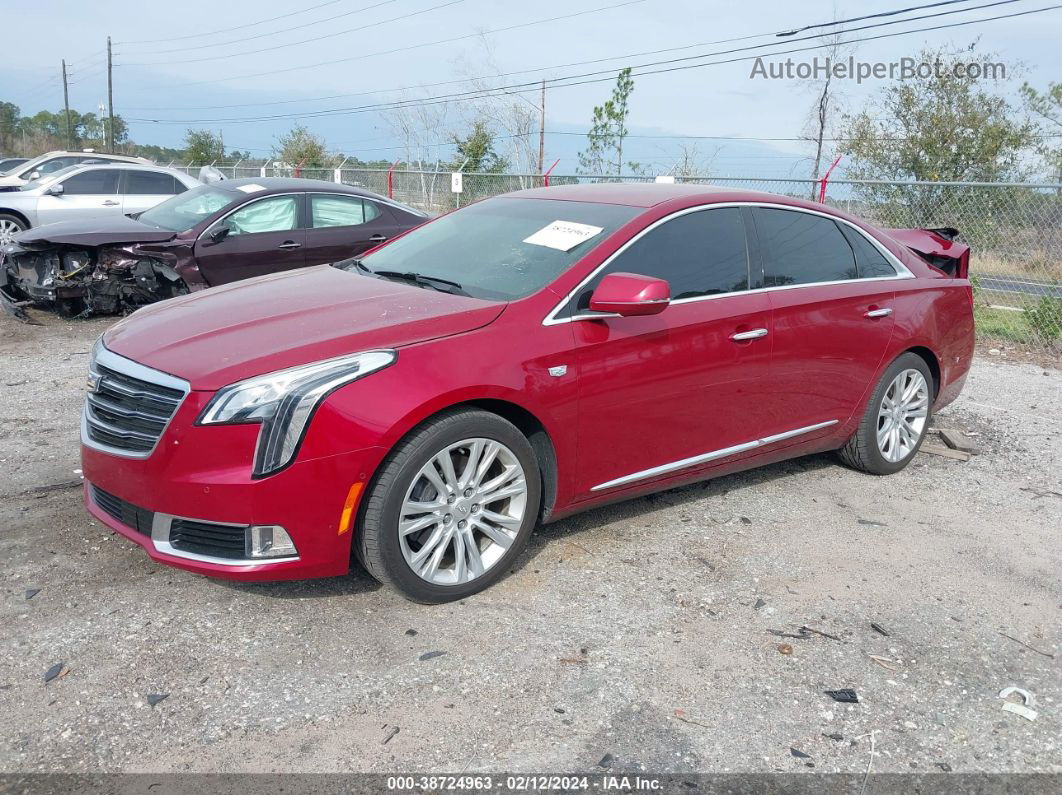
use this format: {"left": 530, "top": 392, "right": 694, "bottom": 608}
{"left": 114, "top": 0, "right": 349, "bottom": 44}
{"left": 120, "top": 0, "right": 465, "bottom": 65}
{"left": 118, "top": 0, "right": 648, "bottom": 79}
{"left": 126, "top": 0, "right": 403, "bottom": 55}
{"left": 126, "top": 0, "right": 1047, "bottom": 125}
{"left": 776, "top": 0, "right": 986, "bottom": 35}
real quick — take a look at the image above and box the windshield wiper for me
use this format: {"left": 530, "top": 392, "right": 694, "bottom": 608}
{"left": 346, "top": 259, "right": 467, "bottom": 295}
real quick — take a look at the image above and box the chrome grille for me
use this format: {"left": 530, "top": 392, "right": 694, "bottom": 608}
{"left": 83, "top": 343, "right": 189, "bottom": 457}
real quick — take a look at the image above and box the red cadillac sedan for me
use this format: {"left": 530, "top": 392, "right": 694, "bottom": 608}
{"left": 81, "top": 184, "right": 974, "bottom": 602}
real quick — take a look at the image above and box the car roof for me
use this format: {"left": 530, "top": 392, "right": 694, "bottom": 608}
{"left": 37, "top": 150, "right": 150, "bottom": 161}
{"left": 215, "top": 177, "right": 380, "bottom": 196}
{"left": 506, "top": 182, "right": 822, "bottom": 209}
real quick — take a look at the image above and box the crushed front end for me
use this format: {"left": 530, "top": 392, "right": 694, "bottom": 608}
{"left": 0, "top": 240, "right": 188, "bottom": 318}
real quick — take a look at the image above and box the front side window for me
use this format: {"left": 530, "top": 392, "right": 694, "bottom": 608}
{"left": 60, "top": 169, "right": 120, "bottom": 195}
{"left": 311, "top": 194, "right": 380, "bottom": 228}
{"left": 124, "top": 170, "right": 181, "bottom": 196}
{"left": 224, "top": 195, "right": 299, "bottom": 236}
{"left": 346, "top": 197, "right": 640, "bottom": 301}
{"left": 566, "top": 207, "right": 750, "bottom": 313}
{"left": 755, "top": 208, "right": 858, "bottom": 286}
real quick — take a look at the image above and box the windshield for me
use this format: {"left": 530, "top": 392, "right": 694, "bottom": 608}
{"left": 138, "top": 184, "right": 238, "bottom": 232}
{"left": 20, "top": 166, "right": 77, "bottom": 191}
{"left": 0, "top": 159, "right": 26, "bottom": 175}
{"left": 343, "top": 197, "right": 639, "bottom": 301}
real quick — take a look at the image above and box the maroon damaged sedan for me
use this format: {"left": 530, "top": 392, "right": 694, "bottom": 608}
{"left": 0, "top": 178, "right": 426, "bottom": 316}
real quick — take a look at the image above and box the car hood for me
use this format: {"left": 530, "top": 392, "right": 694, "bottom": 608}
{"left": 103, "top": 265, "right": 507, "bottom": 390}
{"left": 0, "top": 174, "right": 25, "bottom": 188}
{"left": 16, "top": 216, "right": 178, "bottom": 248}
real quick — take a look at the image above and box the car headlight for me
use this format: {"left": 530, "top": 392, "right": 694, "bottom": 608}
{"left": 198, "top": 350, "right": 396, "bottom": 477}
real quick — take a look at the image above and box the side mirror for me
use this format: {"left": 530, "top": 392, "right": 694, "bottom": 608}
{"left": 209, "top": 226, "right": 230, "bottom": 243}
{"left": 29, "top": 171, "right": 41, "bottom": 180}
{"left": 45, "top": 183, "right": 64, "bottom": 196}
{"left": 588, "top": 272, "right": 670, "bottom": 317}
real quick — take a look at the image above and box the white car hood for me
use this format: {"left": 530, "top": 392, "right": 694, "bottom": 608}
{"left": 0, "top": 174, "right": 26, "bottom": 188}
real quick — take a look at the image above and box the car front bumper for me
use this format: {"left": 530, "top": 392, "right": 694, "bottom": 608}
{"left": 82, "top": 422, "right": 388, "bottom": 582}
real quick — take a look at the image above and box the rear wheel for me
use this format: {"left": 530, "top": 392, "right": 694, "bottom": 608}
{"left": 0, "top": 213, "right": 27, "bottom": 246}
{"left": 355, "top": 409, "right": 541, "bottom": 603}
{"left": 838, "top": 352, "right": 933, "bottom": 475}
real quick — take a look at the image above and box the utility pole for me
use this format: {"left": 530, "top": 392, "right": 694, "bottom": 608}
{"left": 538, "top": 79, "right": 546, "bottom": 175}
{"left": 219, "top": 129, "right": 224, "bottom": 161}
{"left": 61, "top": 60, "right": 74, "bottom": 150}
{"left": 106, "top": 36, "right": 115, "bottom": 153}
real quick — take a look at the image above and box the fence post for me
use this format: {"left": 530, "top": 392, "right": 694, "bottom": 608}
{"left": 387, "top": 160, "right": 400, "bottom": 198}
{"left": 543, "top": 159, "right": 560, "bottom": 188}
{"left": 232, "top": 158, "right": 242, "bottom": 178}
{"left": 334, "top": 157, "right": 348, "bottom": 184}
{"left": 818, "top": 155, "right": 842, "bottom": 203}
{"left": 260, "top": 159, "right": 270, "bottom": 178}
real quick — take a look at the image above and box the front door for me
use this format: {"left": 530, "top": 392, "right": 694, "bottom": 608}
{"left": 194, "top": 194, "right": 306, "bottom": 285}
{"left": 749, "top": 207, "right": 898, "bottom": 436}
{"left": 302, "top": 194, "right": 405, "bottom": 266}
{"left": 566, "top": 206, "right": 774, "bottom": 497}
{"left": 35, "top": 168, "right": 123, "bottom": 225}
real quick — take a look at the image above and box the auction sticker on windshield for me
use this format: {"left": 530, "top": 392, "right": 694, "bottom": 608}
{"left": 523, "top": 220, "right": 604, "bottom": 251}
{"left": 236, "top": 183, "right": 267, "bottom": 193}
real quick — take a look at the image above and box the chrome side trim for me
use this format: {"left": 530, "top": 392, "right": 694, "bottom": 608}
{"left": 589, "top": 420, "right": 839, "bottom": 492}
{"left": 543, "top": 201, "right": 914, "bottom": 327}
{"left": 81, "top": 344, "right": 190, "bottom": 460}
{"left": 150, "top": 513, "right": 299, "bottom": 567}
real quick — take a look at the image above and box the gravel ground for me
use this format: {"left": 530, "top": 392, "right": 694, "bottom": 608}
{"left": 0, "top": 310, "right": 1059, "bottom": 776}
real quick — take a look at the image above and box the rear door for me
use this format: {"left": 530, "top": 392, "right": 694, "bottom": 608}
{"left": 35, "top": 168, "right": 123, "bottom": 225}
{"left": 193, "top": 193, "right": 306, "bottom": 285}
{"left": 750, "top": 206, "right": 899, "bottom": 436}
{"left": 567, "top": 206, "right": 774, "bottom": 497}
{"left": 302, "top": 193, "right": 405, "bottom": 266}
{"left": 120, "top": 170, "right": 187, "bottom": 215}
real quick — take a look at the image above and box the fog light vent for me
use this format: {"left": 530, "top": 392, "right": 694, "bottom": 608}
{"left": 248, "top": 525, "right": 297, "bottom": 559}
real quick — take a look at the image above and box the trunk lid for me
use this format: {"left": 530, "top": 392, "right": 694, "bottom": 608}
{"left": 885, "top": 227, "right": 970, "bottom": 278}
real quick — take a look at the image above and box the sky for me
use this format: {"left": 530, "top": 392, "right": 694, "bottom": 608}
{"left": 3, "top": 0, "right": 1060, "bottom": 178}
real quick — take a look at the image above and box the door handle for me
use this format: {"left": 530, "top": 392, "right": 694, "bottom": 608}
{"left": 277, "top": 241, "right": 302, "bottom": 249}
{"left": 368, "top": 234, "right": 387, "bottom": 243}
{"left": 102, "top": 200, "right": 120, "bottom": 206}
{"left": 730, "top": 328, "right": 769, "bottom": 342}
{"left": 864, "top": 307, "right": 893, "bottom": 318}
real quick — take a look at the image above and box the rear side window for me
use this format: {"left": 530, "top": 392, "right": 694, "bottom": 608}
{"left": 124, "top": 170, "right": 181, "bottom": 195}
{"left": 839, "top": 225, "right": 898, "bottom": 278}
{"left": 310, "top": 194, "right": 380, "bottom": 228}
{"left": 755, "top": 208, "right": 857, "bottom": 286}
{"left": 60, "top": 169, "right": 120, "bottom": 195}
{"left": 571, "top": 207, "right": 750, "bottom": 310}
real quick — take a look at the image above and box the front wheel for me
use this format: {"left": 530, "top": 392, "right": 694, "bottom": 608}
{"left": 838, "top": 352, "right": 934, "bottom": 475}
{"left": 355, "top": 409, "right": 542, "bottom": 603}
{"left": 0, "top": 213, "right": 27, "bottom": 246}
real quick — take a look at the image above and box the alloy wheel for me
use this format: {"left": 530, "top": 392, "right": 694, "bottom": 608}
{"left": 876, "top": 368, "right": 929, "bottom": 463}
{"left": 399, "top": 437, "right": 528, "bottom": 586}
{"left": 0, "top": 218, "right": 22, "bottom": 246}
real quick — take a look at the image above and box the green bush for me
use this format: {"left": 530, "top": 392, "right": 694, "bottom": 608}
{"left": 1026, "top": 295, "right": 1062, "bottom": 341}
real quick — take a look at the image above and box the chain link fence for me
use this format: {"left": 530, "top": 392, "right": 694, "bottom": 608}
{"left": 169, "top": 164, "right": 1062, "bottom": 353}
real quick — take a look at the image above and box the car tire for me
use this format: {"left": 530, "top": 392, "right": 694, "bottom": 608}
{"left": 355, "top": 408, "right": 542, "bottom": 603}
{"left": 0, "top": 213, "right": 28, "bottom": 246}
{"left": 838, "top": 352, "right": 934, "bottom": 475}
